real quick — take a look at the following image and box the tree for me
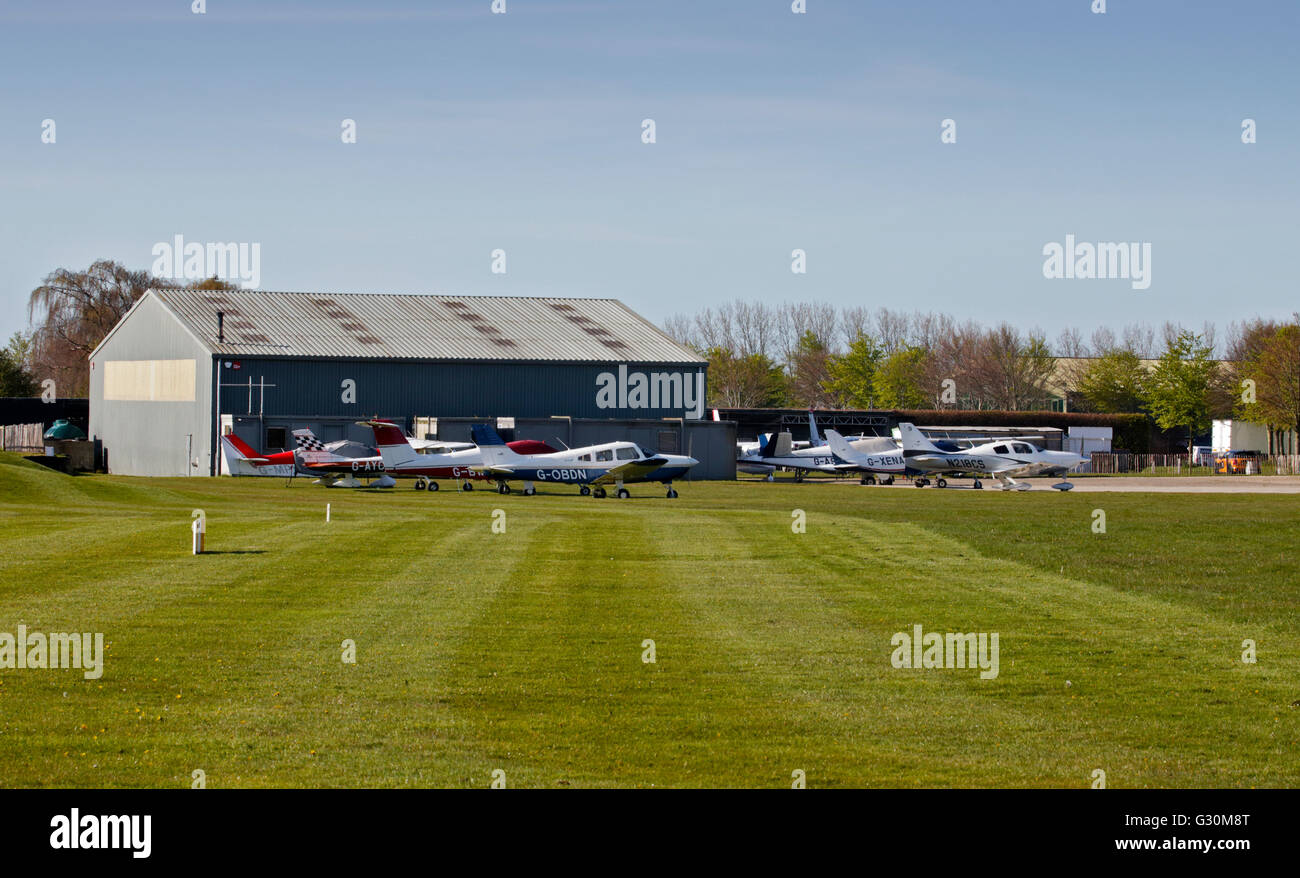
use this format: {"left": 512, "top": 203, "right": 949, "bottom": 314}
{"left": 873, "top": 346, "right": 931, "bottom": 409}
{"left": 1246, "top": 325, "right": 1300, "bottom": 445}
{"left": 704, "top": 347, "right": 788, "bottom": 408}
{"left": 1142, "top": 330, "right": 1217, "bottom": 452}
{"left": 787, "top": 330, "right": 835, "bottom": 408}
{"left": 0, "top": 333, "right": 38, "bottom": 396}
{"left": 824, "top": 331, "right": 882, "bottom": 408}
{"left": 969, "top": 325, "right": 1056, "bottom": 410}
{"left": 27, "top": 261, "right": 238, "bottom": 395}
{"left": 1076, "top": 349, "right": 1147, "bottom": 413}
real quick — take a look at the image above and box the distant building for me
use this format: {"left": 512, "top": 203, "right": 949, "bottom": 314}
{"left": 88, "top": 288, "right": 731, "bottom": 477}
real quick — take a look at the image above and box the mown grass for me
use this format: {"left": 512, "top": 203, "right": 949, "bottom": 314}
{"left": 0, "top": 452, "right": 1296, "bottom": 788}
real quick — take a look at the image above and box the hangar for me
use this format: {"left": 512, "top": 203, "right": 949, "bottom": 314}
{"left": 88, "top": 288, "right": 730, "bottom": 478}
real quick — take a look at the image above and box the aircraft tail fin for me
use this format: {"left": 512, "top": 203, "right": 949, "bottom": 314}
{"left": 824, "top": 429, "right": 856, "bottom": 461}
{"left": 760, "top": 431, "right": 793, "bottom": 458}
{"left": 472, "top": 423, "right": 523, "bottom": 465}
{"left": 809, "top": 409, "right": 823, "bottom": 446}
{"left": 223, "top": 433, "right": 260, "bottom": 459}
{"left": 363, "top": 419, "right": 419, "bottom": 467}
{"left": 292, "top": 427, "right": 326, "bottom": 451}
{"left": 896, "top": 422, "right": 939, "bottom": 452}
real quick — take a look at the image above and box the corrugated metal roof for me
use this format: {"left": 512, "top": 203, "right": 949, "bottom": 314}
{"left": 151, "top": 289, "right": 705, "bottom": 364}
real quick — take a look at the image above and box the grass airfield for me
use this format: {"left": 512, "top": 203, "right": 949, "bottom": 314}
{"left": 0, "top": 452, "right": 1296, "bottom": 788}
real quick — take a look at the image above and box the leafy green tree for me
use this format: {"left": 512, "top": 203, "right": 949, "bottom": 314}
{"left": 873, "top": 346, "right": 931, "bottom": 409}
{"left": 705, "top": 347, "right": 788, "bottom": 408}
{"left": 1142, "top": 331, "right": 1217, "bottom": 452}
{"left": 0, "top": 333, "right": 38, "bottom": 396}
{"left": 1077, "top": 349, "right": 1148, "bottom": 413}
{"left": 1243, "top": 325, "right": 1300, "bottom": 443}
{"left": 824, "top": 331, "right": 882, "bottom": 408}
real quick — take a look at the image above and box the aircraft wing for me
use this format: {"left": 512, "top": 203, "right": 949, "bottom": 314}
{"left": 590, "top": 457, "right": 670, "bottom": 485}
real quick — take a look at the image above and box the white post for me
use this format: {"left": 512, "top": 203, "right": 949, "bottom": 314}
{"left": 326, "top": 503, "right": 331, "bottom": 523}
{"left": 191, "top": 517, "right": 204, "bottom": 554}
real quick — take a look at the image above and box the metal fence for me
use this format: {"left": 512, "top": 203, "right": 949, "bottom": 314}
{"left": 1083, "top": 452, "right": 1300, "bottom": 476}
{"left": 0, "top": 423, "right": 43, "bottom": 451}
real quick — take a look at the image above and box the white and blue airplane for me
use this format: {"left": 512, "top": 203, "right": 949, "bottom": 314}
{"left": 897, "top": 423, "right": 1086, "bottom": 491}
{"left": 471, "top": 424, "right": 698, "bottom": 499}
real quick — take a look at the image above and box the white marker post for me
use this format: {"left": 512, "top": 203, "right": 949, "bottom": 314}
{"left": 191, "top": 516, "right": 205, "bottom": 554}
{"left": 326, "top": 503, "right": 331, "bottom": 523}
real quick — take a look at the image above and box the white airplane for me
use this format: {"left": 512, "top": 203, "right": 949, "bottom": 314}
{"left": 897, "top": 423, "right": 1086, "bottom": 491}
{"left": 470, "top": 423, "right": 698, "bottom": 498}
{"left": 361, "top": 420, "right": 560, "bottom": 490}
{"left": 823, "top": 429, "right": 906, "bottom": 484}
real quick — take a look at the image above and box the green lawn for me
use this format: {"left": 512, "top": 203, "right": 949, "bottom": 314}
{"left": 0, "top": 452, "right": 1296, "bottom": 788}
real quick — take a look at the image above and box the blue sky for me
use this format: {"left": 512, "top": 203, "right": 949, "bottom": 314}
{"left": 1, "top": 0, "right": 1296, "bottom": 346}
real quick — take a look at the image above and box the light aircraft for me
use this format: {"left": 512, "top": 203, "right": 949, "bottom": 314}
{"left": 360, "top": 420, "right": 561, "bottom": 491}
{"left": 470, "top": 423, "right": 698, "bottom": 498}
{"left": 822, "top": 429, "right": 906, "bottom": 484}
{"left": 897, "top": 423, "right": 1086, "bottom": 490}
{"left": 737, "top": 410, "right": 901, "bottom": 484}
{"left": 292, "top": 428, "right": 550, "bottom": 488}
{"left": 220, "top": 433, "right": 297, "bottom": 477}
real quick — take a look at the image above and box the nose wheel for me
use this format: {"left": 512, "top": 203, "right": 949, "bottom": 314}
{"left": 973, "top": 480, "right": 982, "bottom": 490}
{"left": 580, "top": 485, "right": 591, "bottom": 496}
{"left": 666, "top": 487, "right": 678, "bottom": 498}
{"left": 461, "top": 481, "right": 474, "bottom": 492}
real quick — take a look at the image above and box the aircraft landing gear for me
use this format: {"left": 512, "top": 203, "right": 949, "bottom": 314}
{"left": 882, "top": 476, "right": 895, "bottom": 486}
{"left": 427, "top": 480, "right": 439, "bottom": 492}
{"left": 617, "top": 488, "right": 630, "bottom": 499}
{"left": 765, "top": 472, "right": 775, "bottom": 482}
{"left": 936, "top": 478, "right": 948, "bottom": 489}
{"left": 914, "top": 478, "right": 928, "bottom": 488}
{"left": 593, "top": 487, "right": 607, "bottom": 499}
{"left": 793, "top": 470, "right": 805, "bottom": 483}
{"left": 461, "top": 481, "right": 474, "bottom": 492}
{"left": 973, "top": 479, "right": 982, "bottom": 490}
{"left": 497, "top": 482, "right": 511, "bottom": 495}
{"left": 580, "top": 485, "right": 591, "bottom": 496}
{"left": 859, "top": 475, "right": 876, "bottom": 485}
{"left": 666, "top": 485, "right": 678, "bottom": 498}
{"left": 522, "top": 482, "right": 536, "bottom": 496}
{"left": 415, "top": 478, "right": 427, "bottom": 491}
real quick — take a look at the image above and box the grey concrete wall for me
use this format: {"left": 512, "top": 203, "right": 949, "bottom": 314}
{"left": 89, "top": 295, "right": 213, "bottom": 476}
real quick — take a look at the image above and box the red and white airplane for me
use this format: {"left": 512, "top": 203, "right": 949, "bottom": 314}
{"left": 360, "top": 419, "right": 558, "bottom": 491}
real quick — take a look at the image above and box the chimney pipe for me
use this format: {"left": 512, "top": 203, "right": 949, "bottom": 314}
{"left": 217, "top": 311, "right": 225, "bottom": 343}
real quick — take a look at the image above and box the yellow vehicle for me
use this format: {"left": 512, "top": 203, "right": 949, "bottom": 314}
{"left": 1215, "top": 450, "right": 1261, "bottom": 474}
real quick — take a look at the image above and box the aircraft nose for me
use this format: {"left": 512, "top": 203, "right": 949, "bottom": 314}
{"left": 685, "top": 457, "right": 699, "bottom": 467}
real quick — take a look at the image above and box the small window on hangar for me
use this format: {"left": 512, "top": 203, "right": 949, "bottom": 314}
{"left": 266, "top": 427, "right": 288, "bottom": 450}
{"left": 658, "top": 430, "right": 679, "bottom": 453}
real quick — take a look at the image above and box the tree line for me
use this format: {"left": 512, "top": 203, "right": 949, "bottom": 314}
{"left": 662, "top": 300, "right": 1300, "bottom": 452}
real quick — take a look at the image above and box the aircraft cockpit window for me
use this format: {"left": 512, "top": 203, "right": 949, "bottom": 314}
{"left": 616, "top": 447, "right": 638, "bottom": 460}
{"left": 639, "top": 447, "right": 656, "bottom": 458}
{"left": 578, "top": 453, "right": 591, "bottom": 462}
{"left": 1013, "top": 443, "right": 1033, "bottom": 454}
{"left": 993, "top": 444, "right": 1009, "bottom": 454}
{"left": 596, "top": 449, "right": 614, "bottom": 462}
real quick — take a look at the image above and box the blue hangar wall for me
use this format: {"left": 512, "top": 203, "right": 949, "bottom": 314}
{"left": 216, "top": 357, "right": 708, "bottom": 449}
